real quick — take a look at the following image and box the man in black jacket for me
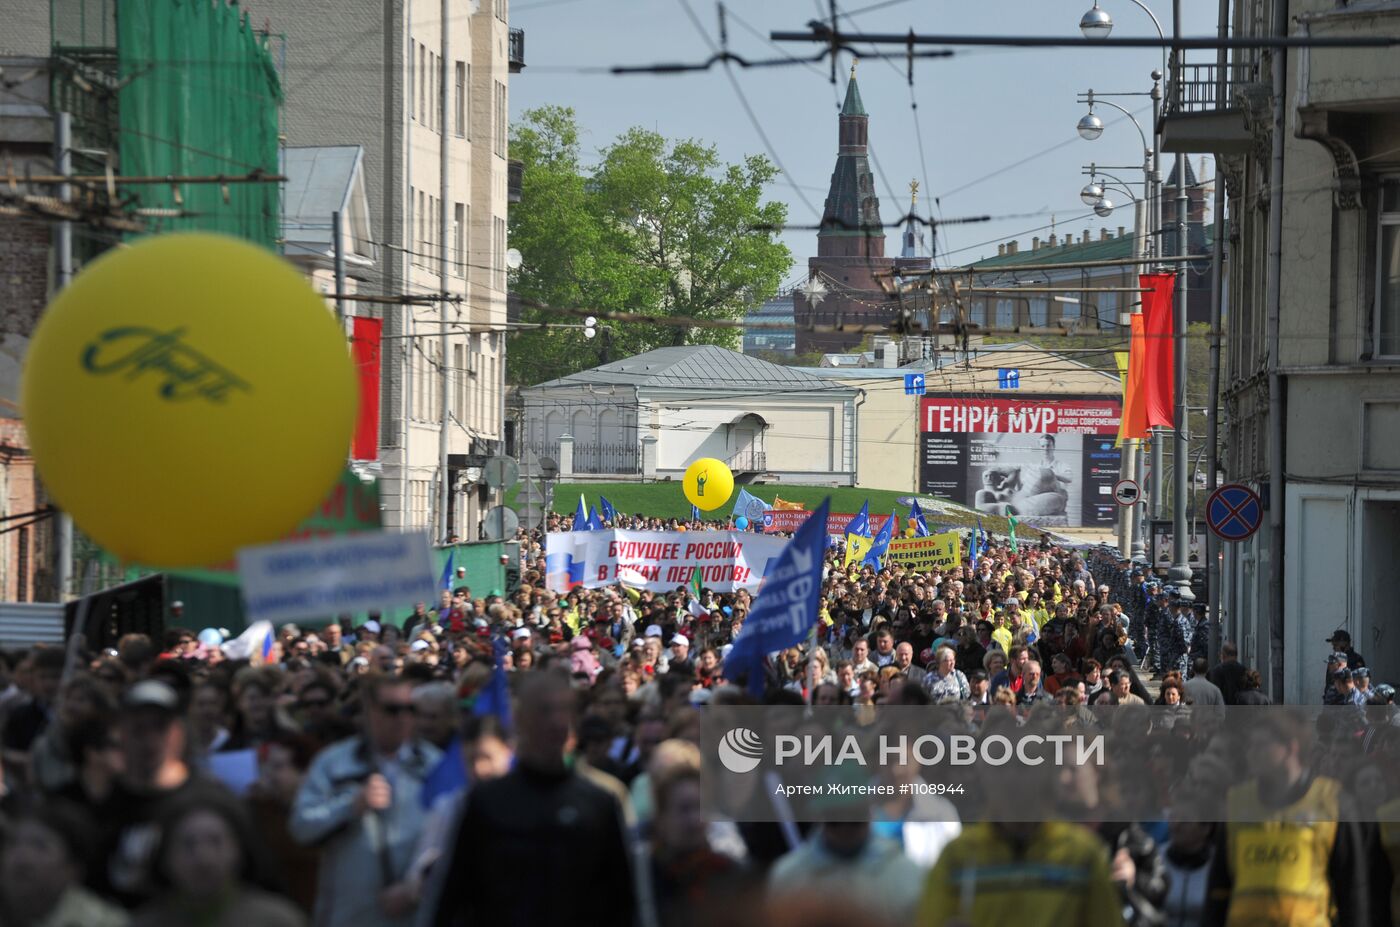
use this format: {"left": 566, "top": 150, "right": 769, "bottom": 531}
{"left": 432, "top": 671, "right": 635, "bottom": 927}
{"left": 1205, "top": 642, "right": 1249, "bottom": 705}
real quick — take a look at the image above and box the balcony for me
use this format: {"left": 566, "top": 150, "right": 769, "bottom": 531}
{"left": 509, "top": 28, "right": 525, "bottom": 73}
{"left": 508, "top": 158, "right": 523, "bottom": 204}
{"left": 1159, "top": 57, "right": 1264, "bottom": 155}
{"left": 729, "top": 449, "right": 767, "bottom": 474}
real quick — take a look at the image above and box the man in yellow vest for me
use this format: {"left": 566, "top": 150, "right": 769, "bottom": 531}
{"left": 918, "top": 820, "right": 1125, "bottom": 926}
{"left": 1204, "top": 711, "right": 1382, "bottom": 926}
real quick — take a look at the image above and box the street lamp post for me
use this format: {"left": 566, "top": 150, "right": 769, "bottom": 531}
{"left": 1075, "top": 89, "right": 1157, "bottom": 562}
{"left": 1079, "top": 0, "right": 1189, "bottom": 592}
{"left": 1083, "top": 165, "right": 1148, "bottom": 559}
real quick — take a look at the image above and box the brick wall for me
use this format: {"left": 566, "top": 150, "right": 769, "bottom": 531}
{"left": 0, "top": 218, "right": 50, "bottom": 340}
{"left": 0, "top": 419, "right": 53, "bottom": 603}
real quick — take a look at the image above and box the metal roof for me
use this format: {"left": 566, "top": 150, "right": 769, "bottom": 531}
{"left": 525, "top": 344, "right": 851, "bottom": 392}
{"left": 969, "top": 233, "right": 1135, "bottom": 270}
{"left": 281, "top": 145, "right": 364, "bottom": 252}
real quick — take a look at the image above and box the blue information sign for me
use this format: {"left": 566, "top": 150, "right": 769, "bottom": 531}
{"left": 904, "top": 373, "right": 925, "bottom": 396}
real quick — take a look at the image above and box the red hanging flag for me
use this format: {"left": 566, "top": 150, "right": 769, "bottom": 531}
{"left": 1122, "top": 315, "right": 1151, "bottom": 440}
{"left": 351, "top": 317, "right": 382, "bottom": 460}
{"left": 1140, "top": 272, "right": 1176, "bottom": 429}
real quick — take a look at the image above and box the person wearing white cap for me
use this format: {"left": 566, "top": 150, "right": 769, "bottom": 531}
{"left": 668, "top": 635, "right": 693, "bottom": 677}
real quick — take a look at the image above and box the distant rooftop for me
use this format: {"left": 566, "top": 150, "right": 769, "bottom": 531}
{"left": 526, "top": 344, "right": 850, "bottom": 392}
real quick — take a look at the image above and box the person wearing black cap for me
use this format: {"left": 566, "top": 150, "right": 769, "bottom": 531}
{"left": 1324, "top": 630, "right": 1365, "bottom": 689}
{"left": 91, "top": 679, "right": 228, "bottom": 908}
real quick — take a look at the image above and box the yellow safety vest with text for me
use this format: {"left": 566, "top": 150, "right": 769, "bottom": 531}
{"left": 1376, "top": 797, "right": 1400, "bottom": 927}
{"left": 1225, "top": 777, "right": 1340, "bottom": 927}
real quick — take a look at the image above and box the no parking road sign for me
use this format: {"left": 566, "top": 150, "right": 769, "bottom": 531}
{"left": 1206, "top": 483, "right": 1263, "bottom": 542}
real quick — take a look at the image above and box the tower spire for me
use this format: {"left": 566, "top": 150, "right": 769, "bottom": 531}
{"left": 819, "top": 61, "right": 883, "bottom": 258}
{"left": 901, "top": 180, "right": 923, "bottom": 259}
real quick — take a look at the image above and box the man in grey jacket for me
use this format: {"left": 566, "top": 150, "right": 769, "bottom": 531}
{"left": 291, "top": 674, "right": 442, "bottom": 927}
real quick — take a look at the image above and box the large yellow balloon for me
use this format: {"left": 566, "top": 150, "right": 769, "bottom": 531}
{"left": 683, "top": 458, "right": 734, "bottom": 511}
{"left": 22, "top": 233, "right": 357, "bottom": 567}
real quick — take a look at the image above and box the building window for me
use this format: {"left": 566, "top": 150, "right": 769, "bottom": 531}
{"left": 1098, "top": 291, "right": 1118, "bottom": 327}
{"left": 494, "top": 81, "right": 506, "bottom": 157}
{"left": 407, "top": 185, "right": 415, "bottom": 259}
{"left": 408, "top": 39, "right": 416, "bottom": 122}
{"left": 497, "top": 0, "right": 507, "bottom": 22}
{"left": 1029, "top": 297, "right": 1048, "bottom": 326}
{"left": 466, "top": 64, "right": 472, "bottom": 140}
{"left": 419, "top": 44, "right": 426, "bottom": 123}
{"left": 455, "top": 62, "right": 466, "bottom": 136}
{"left": 1377, "top": 177, "right": 1400, "bottom": 356}
{"left": 417, "top": 190, "right": 425, "bottom": 265}
{"left": 453, "top": 203, "right": 465, "bottom": 276}
{"left": 493, "top": 216, "right": 506, "bottom": 290}
{"left": 995, "top": 299, "right": 1014, "bottom": 328}
{"left": 454, "top": 343, "right": 467, "bottom": 416}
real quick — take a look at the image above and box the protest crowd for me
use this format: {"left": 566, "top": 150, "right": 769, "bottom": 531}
{"left": 1, "top": 504, "right": 1400, "bottom": 927}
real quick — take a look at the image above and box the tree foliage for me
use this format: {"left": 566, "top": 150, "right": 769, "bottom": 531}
{"left": 506, "top": 106, "right": 790, "bottom": 385}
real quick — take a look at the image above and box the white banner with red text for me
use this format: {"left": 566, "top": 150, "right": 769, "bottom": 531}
{"left": 545, "top": 530, "right": 789, "bottom": 594}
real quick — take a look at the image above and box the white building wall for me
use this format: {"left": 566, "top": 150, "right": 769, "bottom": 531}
{"left": 646, "top": 394, "right": 848, "bottom": 477}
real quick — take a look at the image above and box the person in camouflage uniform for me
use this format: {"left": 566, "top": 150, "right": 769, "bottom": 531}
{"left": 1129, "top": 566, "right": 1149, "bottom": 664}
{"left": 1146, "top": 584, "right": 1168, "bottom": 676}
{"left": 1161, "top": 590, "right": 1193, "bottom": 678}
{"left": 1188, "top": 605, "right": 1210, "bottom": 676}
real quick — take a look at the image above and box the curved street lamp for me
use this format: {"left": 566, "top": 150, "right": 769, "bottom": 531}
{"left": 1079, "top": 1, "right": 1114, "bottom": 39}
{"left": 1078, "top": 0, "right": 1168, "bottom": 76}
{"left": 1080, "top": 180, "right": 1105, "bottom": 206}
{"left": 1077, "top": 109, "right": 1105, "bottom": 140}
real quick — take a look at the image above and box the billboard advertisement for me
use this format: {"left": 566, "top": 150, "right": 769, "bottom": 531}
{"left": 919, "top": 394, "right": 1122, "bottom": 528}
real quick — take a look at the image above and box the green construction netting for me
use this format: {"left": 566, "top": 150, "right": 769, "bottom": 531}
{"left": 116, "top": 0, "right": 283, "bottom": 249}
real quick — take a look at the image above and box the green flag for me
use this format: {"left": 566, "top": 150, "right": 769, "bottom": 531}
{"left": 688, "top": 565, "right": 703, "bottom": 601}
{"left": 1008, "top": 516, "right": 1019, "bottom": 554}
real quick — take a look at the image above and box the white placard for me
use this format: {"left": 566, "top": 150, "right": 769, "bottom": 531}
{"left": 238, "top": 531, "right": 436, "bottom": 624}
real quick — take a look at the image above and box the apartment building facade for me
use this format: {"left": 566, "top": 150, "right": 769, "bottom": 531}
{"left": 1162, "top": 0, "right": 1400, "bottom": 702}
{"left": 247, "top": 0, "right": 520, "bottom": 538}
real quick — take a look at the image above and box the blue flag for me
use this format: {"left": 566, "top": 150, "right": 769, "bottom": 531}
{"left": 574, "top": 494, "right": 589, "bottom": 531}
{"left": 845, "top": 501, "right": 871, "bottom": 538}
{"left": 474, "top": 638, "right": 514, "bottom": 730}
{"left": 420, "top": 734, "right": 467, "bottom": 809}
{"left": 587, "top": 506, "right": 604, "bottom": 531}
{"left": 439, "top": 549, "right": 455, "bottom": 590}
{"left": 864, "top": 511, "right": 896, "bottom": 569}
{"left": 732, "top": 487, "right": 766, "bottom": 522}
{"left": 599, "top": 495, "right": 616, "bottom": 523}
{"left": 972, "top": 517, "right": 983, "bottom": 569}
{"left": 691, "top": 503, "right": 701, "bottom": 522}
{"left": 724, "top": 498, "right": 830, "bottom": 696}
{"left": 908, "top": 499, "right": 930, "bottom": 538}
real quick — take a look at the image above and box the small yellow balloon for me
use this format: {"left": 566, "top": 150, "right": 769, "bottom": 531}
{"left": 683, "top": 457, "right": 734, "bottom": 511}
{"left": 22, "top": 233, "right": 357, "bottom": 567}
{"left": 905, "top": 527, "right": 917, "bottom": 538}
